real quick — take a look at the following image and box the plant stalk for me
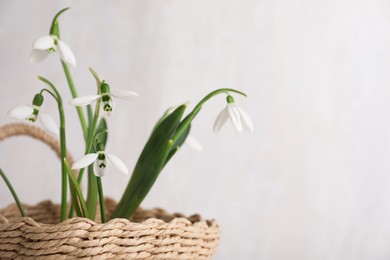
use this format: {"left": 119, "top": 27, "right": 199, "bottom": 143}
{"left": 68, "top": 88, "right": 102, "bottom": 219}
{"left": 64, "top": 159, "right": 89, "bottom": 218}
{"left": 172, "top": 88, "right": 246, "bottom": 143}
{"left": 0, "top": 168, "right": 26, "bottom": 217}
{"left": 96, "top": 177, "right": 106, "bottom": 223}
{"left": 61, "top": 61, "right": 88, "bottom": 141}
{"left": 38, "top": 76, "right": 69, "bottom": 221}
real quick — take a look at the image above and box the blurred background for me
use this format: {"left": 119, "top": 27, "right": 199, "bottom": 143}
{"left": 1, "top": 0, "right": 390, "bottom": 259}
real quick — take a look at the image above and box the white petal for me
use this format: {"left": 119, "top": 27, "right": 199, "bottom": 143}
{"left": 39, "top": 112, "right": 59, "bottom": 136}
{"left": 33, "top": 35, "right": 55, "bottom": 50}
{"left": 238, "top": 108, "right": 254, "bottom": 133}
{"left": 110, "top": 90, "right": 139, "bottom": 100}
{"left": 7, "top": 106, "right": 33, "bottom": 119}
{"left": 69, "top": 95, "right": 101, "bottom": 106}
{"left": 72, "top": 153, "right": 99, "bottom": 169}
{"left": 185, "top": 135, "right": 203, "bottom": 151}
{"left": 93, "top": 161, "right": 106, "bottom": 177}
{"left": 57, "top": 40, "right": 76, "bottom": 67}
{"left": 227, "top": 104, "right": 243, "bottom": 132}
{"left": 106, "top": 154, "right": 129, "bottom": 175}
{"left": 213, "top": 107, "right": 229, "bottom": 133}
{"left": 30, "top": 49, "right": 49, "bottom": 63}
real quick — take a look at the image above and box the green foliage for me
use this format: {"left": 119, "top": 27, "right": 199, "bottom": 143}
{"left": 0, "top": 168, "right": 25, "bottom": 217}
{"left": 49, "top": 7, "right": 70, "bottom": 37}
{"left": 86, "top": 113, "right": 108, "bottom": 219}
{"left": 64, "top": 159, "right": 88, "bottom": 218}
{"left": 111, "top": 105, "right": 187, "bottom": 219}
{"left": 96, "top": 118, "right": 108, "bottom": 146}
{"left": 6, "top": 6, "right": 251, "bottom": 223}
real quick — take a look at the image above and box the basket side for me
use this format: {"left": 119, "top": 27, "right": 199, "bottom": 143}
{"left": 0, "top": 200, "right": 220, "bottom": 260}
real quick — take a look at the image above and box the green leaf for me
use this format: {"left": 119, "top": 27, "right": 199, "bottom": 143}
{"left": 85, "top": 104, "right": 98, "bottom": 219}
{"left": 88, "top": 67, "right": 102, "bottom": 89}
{"left": 164, "top": 123, "right": 191, "bottom": 166}
{"left": 152, "top": 107, "right": 191, "bottom": 165}
{"left": 96, "top": 118, "right": 108, "bottom": 146}
{"left": 84, "top": 108, "right": 108, "bottom": 221}
{"left": 152, "top": 106, "right": 175, "bottom": 132}
{"left": 87, "top": 105, "right": 93, "bottom": 126}
{"left": 49, "top": 7, "right": 70, "bottom": 37}
{"left": 86, "top": 165, "right": 98, "bottom": 220}
{"left": 0, "top": 168, "right": 25, "bottom": 217}
{"left": 111, "top": 104, "right": 187, "bottom": 219}
{"left": 64, "top": 159, "right": 89, "bottom": 218}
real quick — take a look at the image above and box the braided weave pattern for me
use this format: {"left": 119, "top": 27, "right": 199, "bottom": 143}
{"left": 0, "top": 123, "right": 73, "bottom": 164}
{"left": 0, "top": 124, "right": 220, "bottom": 259}
{"left": 0, "top": 200, "right": 220, "bottom": 259}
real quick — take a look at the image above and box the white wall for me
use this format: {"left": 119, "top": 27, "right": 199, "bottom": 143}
{"left": 1, "top": 1, "right": 390, "bottom": 259}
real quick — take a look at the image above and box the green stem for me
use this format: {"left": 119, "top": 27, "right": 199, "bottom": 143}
{"left": 38, "top": 76, "right": 68, "bottom": 221}
{"left": 68, "top": 197, "right": 75, "bottom": 217}
{"left": 96, "top": 177, "right": 106, "bottom": 223}
{"left": 68, "top": 88, "right": 102, "bottom": 218}
{"left": 172, "top": 88, "right": 247, "bottom": 143}
{"left": 59, "top": 122, "right": 67, "bottom": 221}
{"left": 64, "top": 159, "right": 89, "bottom": 218}
{"left": 83, "top": 98, "right": 102, "bottom": 216}
{"left": 49, "top": 8, "right": 90, "bottom": 219}
{"left": 61, "top": 61, "right": 88, "bottom": 141}
{"left": 68, "top": 69, "right": 102, "bottom": 219}
{"left": 49, "top": 8, "right": 70, "bottom": 36}
{"left": 0, "top": 168, "right": 26, "bottom": 217}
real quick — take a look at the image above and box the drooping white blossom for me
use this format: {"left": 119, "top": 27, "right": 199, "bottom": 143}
{"left": 8, "top": 105, "right": 59, "bottom": 135}
{"left": 30, "top": 35, "right": 76, "bottom": 67}
{"left": 213, "top": 101, "right": 254, "bottom": 133}
{"left": 69, "top": 89, "right": 138, "bottom": 115}
{"left": 185, "top": 135, "right": 203, "bottom": 151}
{"left": 71, "top": 151, "right": 128, "bottom": 177}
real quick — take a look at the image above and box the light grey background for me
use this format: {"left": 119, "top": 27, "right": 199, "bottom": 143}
{"left": 1, "top": 1, "right": 390, "bottom": 259}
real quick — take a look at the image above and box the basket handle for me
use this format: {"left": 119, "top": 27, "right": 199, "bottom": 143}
{"left": 0, "top": 123, "right": 74, "bottom": 164}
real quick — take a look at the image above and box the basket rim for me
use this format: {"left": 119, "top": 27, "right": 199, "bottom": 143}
{"left": 0, "top": 200, "right": 221, "bottom": 259}
{"left": 0, "top": 199, "right": 219, "bottom": 229}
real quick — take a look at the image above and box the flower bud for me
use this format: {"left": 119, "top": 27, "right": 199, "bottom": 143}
{"left": 32, "top": 93, "right": 44, "bottom": 107}
{"left": 100, "top": 81, "right": 111, "bottom": 95}
{"left": 226, "top": 95, "right": 235, "bottom": 104}
{"left": 27, "top": 93, "right": 44, "bottom": 122}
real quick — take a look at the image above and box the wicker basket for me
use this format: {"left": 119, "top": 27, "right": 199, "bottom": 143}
{"left": 0, "top": 124, "right": 220, "bottom": 259}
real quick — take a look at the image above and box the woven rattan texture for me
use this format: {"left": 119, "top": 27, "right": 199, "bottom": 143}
{"left": 0, "top": 199, "right": 220, "bottom": 259}
{"left": 0, "top": 123, "right": 74, "bottom": 164}
{"left": 0, "top": 124, "right": 220, "bottom": 259}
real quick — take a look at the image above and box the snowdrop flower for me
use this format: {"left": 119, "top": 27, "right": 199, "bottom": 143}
{"left": 213, "top": 95, "right": 254, "bottom": 133}
{"left": 7, "top": 94, "right": 59, "bottom": 135}
{"left": 185, "top": 135, "right": 203, "bottom": 151}
{"left": 69, "top": 81, "right": 138, "bottom": 115}
{"left": 30, "top": 35, "right": 76, "bottom": 67}
{"left": 71, "top": 143, "right": 128, "bottom": 177}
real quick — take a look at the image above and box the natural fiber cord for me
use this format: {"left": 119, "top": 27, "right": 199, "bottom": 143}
{"left": 0, "top": 123, "right": 73, "bottom": 164}
{"left": 0, "top": 124, "right": 220, "bottom": 259}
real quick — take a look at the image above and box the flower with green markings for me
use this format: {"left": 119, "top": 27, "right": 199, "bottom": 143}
{"left": 69, "top": 81, "right": 138, "bottom": 115}
{"left": 213, "top": 95, "right": 254, "bottom": 133}
{"left": 71, "top": 142, "right": 128, "bottom": 177}
{"left": 2, "top": 6, "right": 255, "bottom": 224}
{"left": 30, "top": 35, "right": 76, "bottom": 67}
{"left": 7, "top": 93, "right": 59, "bottom": 135}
